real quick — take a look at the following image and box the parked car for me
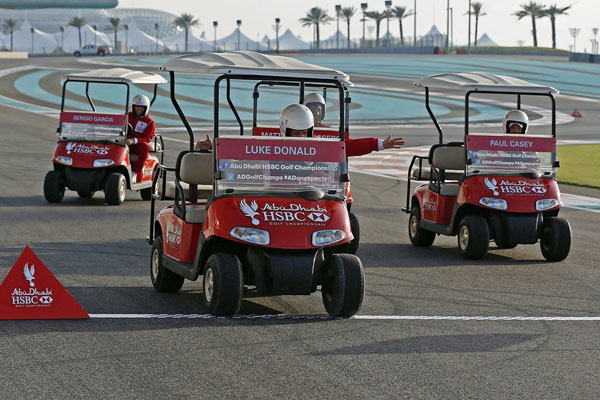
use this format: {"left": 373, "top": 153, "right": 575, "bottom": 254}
{"left": 73, "top": 43, "right": 112, "bottom": 57}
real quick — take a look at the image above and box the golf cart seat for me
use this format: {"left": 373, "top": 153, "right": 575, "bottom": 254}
{"left": 173, "top": 151, "right": 213, "bottom": 223}
{"left": 429, "top": 144, "right": 465, "bottom": 197}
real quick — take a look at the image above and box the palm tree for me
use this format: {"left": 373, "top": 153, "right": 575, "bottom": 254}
{"left": 392, "top": 6, "right": 413, "bottom": 45}
{"left": 109, "top": 17, "right": 120, "bottom": 50}
{"left": 68, "top": 16, "right": 87, "bottom": 48}
{"left": 299, "top": 7, "right": 333, "bottom": 49}
{"left": 470, "top": 2, "right": 487, "bottom": 46}
{"left": 341, "top": 7, "right": 356, "bottom": 49}
{"left": 365, "top": 11, "right": 386, "bottom": 47}
{"left": 174, "top": 13, "right": 200, "bottom": 52}
{"left": 514, "top": 1, "right": 546, "bottom": 47}
{"left": 544, "top": 4, "right": 572, "bottom": 49}
{"left": 2, "top": 19, "right": 18, "bottom": 51}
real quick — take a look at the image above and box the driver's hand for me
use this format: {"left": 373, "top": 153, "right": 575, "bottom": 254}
{"left": 195, "top": 134, "right": 213, "bottom": 151}
{"left": 126, "top": 138, "right": 136, "bottom": 146}
{"left": 383, "top": 135, "right": 405, "bottom": 149}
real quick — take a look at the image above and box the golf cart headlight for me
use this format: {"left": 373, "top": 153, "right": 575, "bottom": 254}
{"left": 536, "top": 198, "right": 559, "bottom": 211}
{"left": 93, "top": 159, "right": 115, "bottom": 167}
{"left": 479, "top": 197, "right": 507, "bottom": 210}
{"left": 230, "top": 227, "right": 270, "bottom": 245}
{"left": 312, "top": 229, "right": 346, "bottom": 247}
{"left": 56, "top": 156, "right": 73, "bottom": 166}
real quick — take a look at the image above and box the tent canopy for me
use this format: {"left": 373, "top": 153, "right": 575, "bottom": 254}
{"left": 217, "top": 28, "right": 266, "bottom": 51}
{"left": 117, "top": 23, "right": 166, "bottom": 52}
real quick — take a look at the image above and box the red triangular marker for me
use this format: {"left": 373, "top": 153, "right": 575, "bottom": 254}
{"left": 572, "top": 109, "right": 582, "bottom": 117}
{"left": 0, "top": 246, "right": 89, "bottom": 320}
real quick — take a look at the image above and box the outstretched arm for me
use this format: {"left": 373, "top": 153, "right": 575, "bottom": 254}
{"left": 382, "top": 135, "right": 405, "bottom": 149}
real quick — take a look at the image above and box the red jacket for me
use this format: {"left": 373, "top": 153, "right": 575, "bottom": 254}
{"left": 127, "top": 112, "right": 155, "bottom": 145}
{"left": 346, "top": 137, "right": 379, "bottom": 157}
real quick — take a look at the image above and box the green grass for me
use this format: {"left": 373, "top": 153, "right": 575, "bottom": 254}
{"left": 557, "top": 145, "right": 600, "bottom": 188}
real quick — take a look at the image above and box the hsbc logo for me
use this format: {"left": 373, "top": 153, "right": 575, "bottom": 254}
{"left": 484, "top": 178, "right": 547, "bottom": 196}
{"left": 65, "top": 142, "right": 109, "bottom": 156}
{"left": 239, "top": 199, "right": 330, "bottom": 226}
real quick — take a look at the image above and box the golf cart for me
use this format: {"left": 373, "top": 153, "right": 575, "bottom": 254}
{"left": 44, "top": 68, "right": 167, "bottom": 205}
{"left": 148, "top": 51, "right": 364, "bottom": 317}
{"left": 250, "top": 78, "right": 359, "bottom": 254}
{"left": 403, "top": 72, "right": 571, "bottom": 261}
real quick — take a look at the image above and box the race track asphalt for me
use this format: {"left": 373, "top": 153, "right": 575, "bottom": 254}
{"left": 0, "top": 55, "right": 599, "bottom": 399}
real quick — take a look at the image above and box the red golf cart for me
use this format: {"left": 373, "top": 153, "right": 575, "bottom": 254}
{"left": 148, "top": 51, "right": 364, "bottom": 316}
{"left": 403, "top": 72, "right": 571, "bottom": 261}
{"left": 44, "top": 68, "right": 167, "bottom": 205}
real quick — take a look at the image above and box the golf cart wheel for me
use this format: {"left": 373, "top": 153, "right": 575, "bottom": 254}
{"left": 140, "top": 187, "right": 152, "bottom": 200}
{"left": 77, "top": 191, "right": 95, "bottom": 198}
{"left": 321, "top": 254, "right": 365, "bottom": 317}
{"left": 458, "top": 215, "right": 490, "bottom": 259}
{"left": 203, "top": 253, "right": 244, "bottom": 316}
{"left": 150, "top": 236, "right": 184, "bottom": 292}
{"left": 43, "top": 170, "right": 65, "bottom": 203}
{"left": 408, "top": 206, "right": 435, "bottom": 247}
{"left": 105, "top": 172, "right": 126, "bottom": 205}
{"left": 494, "top": 237, "right": 517, "bottom": 249}
{"left": 540, "top": 217, "right": 571, "bottom": 262}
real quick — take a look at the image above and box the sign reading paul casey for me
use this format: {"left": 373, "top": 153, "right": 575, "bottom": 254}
{"left": 216, "top": 137, "right": 346, "bottom": 190}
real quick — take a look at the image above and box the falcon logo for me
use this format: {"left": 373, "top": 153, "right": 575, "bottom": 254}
{"left": 23, "top": 264, "right": 35, "bottom": 287}
{"left": 66, "top": 142, "right": 76, "bottom": 155}
{"left": 484, "top": 177, "right": 499, "bottom": 196}
{"left": 240, "top": 199, "right": 260, "bottom": 226}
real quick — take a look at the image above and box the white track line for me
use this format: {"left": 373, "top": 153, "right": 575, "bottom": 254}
{"left": 88, "top": 313, "right": 600, "bottom": 321}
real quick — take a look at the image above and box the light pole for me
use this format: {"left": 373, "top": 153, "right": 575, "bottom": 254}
{"left": 124, "top": 24, "right": 129, "bottom": 54}
{"left": 236, "top": 19, "right": 242, "bottom": 51}
{"left": 385, "top": 1, "right": 391, "bottom": 47}
{"left": 468, "top": 0, "right": 471, "bottom": 49}
{"left": 569, "top": 28, "right": 580, "bottom": 53}
{"left": 593, "top": 28, "right": 598, "bottom": 54}
{"left": 154, "top": 23, "right": 159, "bottom": 53}
{"left": 93, "top": 24, "right": 97, "bottom": 44}
{"left": 335, "top": 5, "right": 341, "bottom": 49}
{"left": 449, "top": 7, "right": 453, "bottom": 50}
{"left": 445, "top": 0, "right": 449, "bottom": 53}
{"left": 361, "top": 3, "right": 368, "bottom": 48}
{"left": 213, "top": 21, "right": 218, "bottom": 51}
{"left": 275, "top": 17, "right": 280, "bottom": 52}
{"left": 60, "top": 26, "right": 64, "bottom": 50}
{"left": 413, "top": 0, "right": 416, "bottom": 46}
{"left": 30, "top": 26, "right": 34, "bottom": 54}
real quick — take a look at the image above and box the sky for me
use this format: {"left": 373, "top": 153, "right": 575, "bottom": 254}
{"left": 120, "top": 0, "right": 596, "bottom": 51}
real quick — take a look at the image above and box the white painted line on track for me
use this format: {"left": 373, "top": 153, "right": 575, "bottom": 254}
{"left": 88, "top": 313, "right": 600, "bottom": 321}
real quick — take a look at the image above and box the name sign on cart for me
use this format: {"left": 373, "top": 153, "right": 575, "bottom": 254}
{"left": 0, "top": 246, "right": 89, "bottom": 320}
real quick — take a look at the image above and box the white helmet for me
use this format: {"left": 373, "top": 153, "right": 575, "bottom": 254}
{"left": 304, "top": 92, "right": 326, "bottom": 120}
{"left": 279, "top": 104, "right": 314, "bottom": 136}
{"left": 131, "top": 94, "right": 150, "bottom": 116}
{"left": 503, "top": 109, "right": 529, "bottom": 134}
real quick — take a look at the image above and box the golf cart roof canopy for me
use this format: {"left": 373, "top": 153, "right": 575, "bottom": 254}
{"left": 414, "top": 71, "right": 559, "bottom": 95}
{"left": 65, "top": 68, "right": 167, "bottom": 84}
{"left": 160, "top": 51, "right": 353, "bottom": 86}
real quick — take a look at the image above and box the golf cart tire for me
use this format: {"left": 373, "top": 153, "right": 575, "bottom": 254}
{"left": 321, "top": 254, "right": 365, "bottom": 317}
{"left": 105, "top": 172, "right": 126, "bottom": 205}
{"left": 140, "top": 187, "right": 152, "bottom": 200}
{"left": 458, "top": 215, "right": 490, "bottom": 259}
{"left": 203, "top": 253, "right": 244, "bottom": 316}
{"left": 150, "top": 236, "right": 184, "bottom": 292}
{"left": 77, "top": 191, "right": 95, "bottom": 198}
{"left": 540, "top": 217, "right": 571, "bottom": 262}
{"left": 44, "top": 170, "right": 65, "bottom": 203}
{"left": 408, "top": 206, "right": 436, "bottom": 247}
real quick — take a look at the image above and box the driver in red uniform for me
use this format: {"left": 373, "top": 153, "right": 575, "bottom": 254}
{"left": 127, "top": 94, "right": 155, "bottom": 182}
{"left": 304, "top": 92, "right": 405, "bottom": 156}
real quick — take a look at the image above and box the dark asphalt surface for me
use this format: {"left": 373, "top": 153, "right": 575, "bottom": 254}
{"left": 1, "top": 55, "right": 599, "bottom": 399}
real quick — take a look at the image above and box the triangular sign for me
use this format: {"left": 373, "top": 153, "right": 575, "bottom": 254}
{"left": 0, "top": 246, "right": 89, "bottom": 319}
{"left": 572, "top": 109, "right": 582, "bottom": 117}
